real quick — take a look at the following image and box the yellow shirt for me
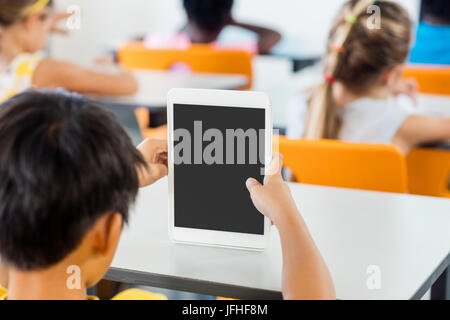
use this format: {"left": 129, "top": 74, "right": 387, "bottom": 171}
{"left": 0, "top": 285, "right": 6, "bottom": 300}
{"left": 0, "top": 52, "right": 44, "bottom": 104}
{"left": 0, "top": 285, "right": 167, "bottom": 300}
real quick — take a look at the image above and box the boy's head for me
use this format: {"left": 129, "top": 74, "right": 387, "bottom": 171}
{"left": 183, "top": 0, "right": 234, "bottom": 34}
{"left": 0, "top": 90, "right": 145, "bottom": 286}
{"left": 422, "top": 0, "right": 450, "bottom": 24}
{"left": 0, "top": 0, "right": 54, "bottom": 53}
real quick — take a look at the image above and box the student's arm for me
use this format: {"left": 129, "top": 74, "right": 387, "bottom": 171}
{"left": 32, "top": 59, "right": 138, "bottom": 96}
{"left": 393, "top": 115, "right": 450, "bottom": 153}
{"left": 136, "top": 139, "right": 168, "bottom": 187}
{"left": 229, "top": 20, "right": 281, "bottom": 54}
{"left": 246, "top": 154, "right": 335, "bottom": 300}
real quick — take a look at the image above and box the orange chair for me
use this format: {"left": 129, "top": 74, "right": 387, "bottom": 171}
{"left": 406, "top": 148, "right": 450, "bottom": 198}
{"left": 118, "top": 41, "right": 253, "bottom": 89}
{"left": 134, "top": 107, "right": 167, "bottom": 140}
{"left": 403, "top": 66, "right": 450, "bottom": 95}
{"left": 276, "top": 136, "right": 408, "bottom": 193}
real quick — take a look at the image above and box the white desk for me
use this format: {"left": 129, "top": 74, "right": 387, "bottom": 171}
{"left": 417, "top": 94, "right": 450, "bottom": 117}
{"left": 105, "top": 70, "right": 249, "bottom": 107}
{"left": 106, "top": 178, "right": 450, "bottom": 300}
{"left": 96, "top": 70, "right": 248, "bottom": 142}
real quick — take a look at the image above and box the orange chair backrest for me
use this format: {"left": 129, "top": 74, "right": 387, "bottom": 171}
{"left": 276, "top": 136, "right": 408, "bottom": 193}
{"left": 134, "top": 107, "right": 167, "bottom": 140}
{"left": 403, "top": 66, "right": 450, "bottom": 95}
{"left": 118, "top": 41, "right": 253, "bottom": 89}
{"left": 406, "top": 148, "right": 450, "bottom": 198}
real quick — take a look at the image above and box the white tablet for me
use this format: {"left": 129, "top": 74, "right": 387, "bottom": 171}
{"left": 167, "top": 88, "right": 272, "bottom": 250}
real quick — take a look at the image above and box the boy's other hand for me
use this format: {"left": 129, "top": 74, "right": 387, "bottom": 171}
{"left": 245, "top": 153, "right": 299, "bottom": 226}
{"left": 137, "top": 139, "right": 168, "bottom": 187}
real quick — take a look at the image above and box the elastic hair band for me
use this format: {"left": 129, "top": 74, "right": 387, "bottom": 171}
{"left": 325, "top": 75, "right": 336, "bottom": 83}
{"left": 345, "top": 15, "right": 358, "bottom": 24}
{"left": 331, "top": 44, "right": 345, "bottom": 53}
{"left": 21, "top": 0, "right": 50, "bottom": 17}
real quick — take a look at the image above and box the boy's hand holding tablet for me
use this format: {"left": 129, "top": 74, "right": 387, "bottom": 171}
{"left": 246, "top": 154, "right": 299, "bottom": 226}
{"left": 137, "top": 138, "right": 169, "bottom": 187}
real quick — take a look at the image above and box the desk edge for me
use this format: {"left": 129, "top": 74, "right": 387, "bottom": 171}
{"left": 104, "top": 267, "right": 283, "bottom": 300}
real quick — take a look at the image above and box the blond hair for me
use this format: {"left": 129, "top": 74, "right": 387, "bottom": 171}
{"left": 305, "top": 0, "right": 412, "bottom": 139}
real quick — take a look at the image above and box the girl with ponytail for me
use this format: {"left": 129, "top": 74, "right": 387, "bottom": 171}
{"left": 287, "top": 0, "right": 450, "bottom": 154}
{"left": 0, "top": 0, "right": 137, "bottom": 103}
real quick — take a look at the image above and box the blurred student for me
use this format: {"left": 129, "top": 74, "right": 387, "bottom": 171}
{"left": 409, "top": 0, "right": 450, "bottom": 65}
{"left": 0, "top": 0, "right": 137, "bottom": 103}
{"left": 0, "top": 90, "right": 334, "bottom": 300}
{"left": 286, "top": 0, "right": 450, "bottom": 155}
{"left": 145, "top": 0, "right": 281, "bottom": 55}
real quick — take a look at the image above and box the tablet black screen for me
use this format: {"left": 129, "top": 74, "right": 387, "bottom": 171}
{"left": 173, "top": 104, "right": 265, "bottom": 235}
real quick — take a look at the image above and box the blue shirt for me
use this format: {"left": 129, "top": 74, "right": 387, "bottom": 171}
{"left": 409, "top": 22, "right": 450, "bottom": 65}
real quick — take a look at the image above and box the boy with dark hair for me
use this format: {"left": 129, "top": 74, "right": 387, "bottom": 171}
{"left": 0, "top": 90, "right": 334, "bottom": 300}
{"left": 182, "top": 0, "right": 281, "bottom": 54}
{"left": 410, "top": 0, "right": 450, "bottom": 64}
{"left": 0, "top": 90, "right": 168, "bottom": 299}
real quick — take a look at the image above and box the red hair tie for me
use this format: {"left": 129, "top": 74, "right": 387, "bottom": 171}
{"left": 325, "top": 75, "right": 336, "bottom": 83}
{"left": 331, "top": 44, "right": 345, "bottom": 53}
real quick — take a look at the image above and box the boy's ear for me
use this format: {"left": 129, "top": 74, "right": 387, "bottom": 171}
{"left": 91, "top": 212, "right": 123, "bottom": 256}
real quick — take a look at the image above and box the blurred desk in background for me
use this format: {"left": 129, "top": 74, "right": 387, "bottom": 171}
{"left": 95, "top": 70, "right": 248, "bottom": 141}
{"left": 111, "top": 70, "right": 249, "bottom": 108}
{"left": 417, "top": 94, "right": 450, "bottom": 117}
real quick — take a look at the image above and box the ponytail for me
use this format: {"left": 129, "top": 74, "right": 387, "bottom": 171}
{"left": 304, "top": 0, "right": 380, "bottom": 140}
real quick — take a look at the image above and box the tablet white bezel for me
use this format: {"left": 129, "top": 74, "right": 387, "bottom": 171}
{"left": 167, "top": 88, "right": 272, "bottom": 250}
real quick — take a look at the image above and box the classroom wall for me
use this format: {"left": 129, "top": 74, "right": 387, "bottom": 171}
{"left": 51, "top": 0, "right": 420, "bottom": 65}
{"left": 51, "top": 0, "right": 184, "bottom": 65}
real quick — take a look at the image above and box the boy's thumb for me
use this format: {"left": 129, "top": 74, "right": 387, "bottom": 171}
{"left": 246, "top": 178, "right": 262, "bottom": 195}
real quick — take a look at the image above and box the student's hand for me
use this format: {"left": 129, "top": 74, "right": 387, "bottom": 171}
{"left": 246, "top": 154, "right": 300, "bottom": 226}
{"left": 394, "top": 78, "right": 419, "bottom": 105}
{"left": 50, "top": 12, "right": 74, "bottom": 35}
{"left": 137, "top": 139, "right": 168, "bottom": 187}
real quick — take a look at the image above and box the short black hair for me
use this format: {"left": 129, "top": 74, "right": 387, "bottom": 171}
{"left": 0, "top": 90, "right": 146, "bottom": 270}
{"left": 183, "top": 0, "right": 234, "bottom": 32}
{"left": 422, "top": 0, "right": 450, "bottom": 23}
